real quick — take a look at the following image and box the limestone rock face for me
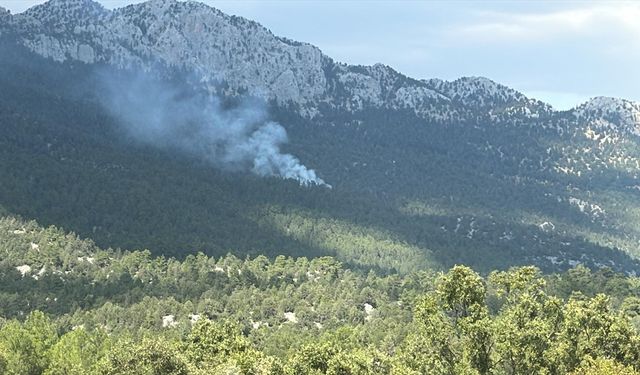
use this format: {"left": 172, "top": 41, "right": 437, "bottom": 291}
{"left": 3, "top": 0, "right": 638, "bottom": 132}
{"left": 11, "top": 0, "right": 329, "bottom": 107}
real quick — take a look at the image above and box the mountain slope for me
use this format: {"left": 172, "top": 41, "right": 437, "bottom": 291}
{"left": 1, "top": 0, "right": 640, "bottom": 275}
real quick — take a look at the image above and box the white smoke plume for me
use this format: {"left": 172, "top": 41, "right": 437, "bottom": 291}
{"left": 98, "top": 71, "right": 329, "bottom": 187}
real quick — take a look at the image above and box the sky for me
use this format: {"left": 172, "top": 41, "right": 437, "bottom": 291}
{"left": 1, "top": 0, "right": 638, "bottom": 110}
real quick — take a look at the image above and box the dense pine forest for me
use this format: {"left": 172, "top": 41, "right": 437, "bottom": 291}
{"left": 0, "top": 36, "right": 637, "bottom": 277}
{"left": 2, "top": 215, "right": 640, "bottom": 374}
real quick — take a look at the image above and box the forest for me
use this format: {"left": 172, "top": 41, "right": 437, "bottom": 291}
{"left": 2, "top": 215, "right": 640, "bottom": 374}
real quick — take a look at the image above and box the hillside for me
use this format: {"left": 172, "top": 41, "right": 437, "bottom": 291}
{"left": 1, "top": 213, "right": 640, "bottom": 374}
{"left": 2, "top": 0, "right": 640, "bottom": 274}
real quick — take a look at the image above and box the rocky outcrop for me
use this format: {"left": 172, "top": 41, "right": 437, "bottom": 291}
{"left": 2, "top": 0, "right": 637, "bottom": 131}
{"left": 574, "top": 97, "right": 640, "bottom": 136}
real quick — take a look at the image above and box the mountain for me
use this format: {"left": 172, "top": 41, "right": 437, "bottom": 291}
{"left": 1, "top": 0, "right": 640, "bottom": 275}
{"left": 4, "top": 0, "right": 550, "bottom": 120}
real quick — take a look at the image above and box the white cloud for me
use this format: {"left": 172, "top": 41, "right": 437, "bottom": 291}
{"left": 454, "top": 4, "right": 640, "bottom": 44}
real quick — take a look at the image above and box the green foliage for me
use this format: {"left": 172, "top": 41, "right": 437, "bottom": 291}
{"left": 436, "top": 265, "right": 486, "bottom": 321}
{"left": 96, "top": 337, "right": 188, "bottom": 375}
{"left": 287, "top": 342, "right": 337, "bottom": 374}
{"left": 550, "top": 294, "right": 640, "bottom": 372}
{"left": 570, "top": 358, "right": 640, "bottom": 375}
{"left": 325, "top": 348, "right": 390, "bottom": 375}
{"left": 44, "top": 328, "right": 110, "bottom": 375}
{"left": 0, "top": 343, "right": 8, "bottom": 375}
{"left": 0, "top": 311, "right": 57, "bottom": 375}
{"left": 184, "top": 319, "right": 249, "bottom": 367}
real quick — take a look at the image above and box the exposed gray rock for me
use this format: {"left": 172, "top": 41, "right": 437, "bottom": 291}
{"left": 4, "top": 0, "right": 638, "bottom": 132}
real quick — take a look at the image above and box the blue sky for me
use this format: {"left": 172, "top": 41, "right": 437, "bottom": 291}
{"left": 2, "top": 0, "right": 638, "bottom": 109}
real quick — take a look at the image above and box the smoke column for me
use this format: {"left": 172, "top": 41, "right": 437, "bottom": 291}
{"left": 97, "top": 71, "right": 328, "bottom": 187}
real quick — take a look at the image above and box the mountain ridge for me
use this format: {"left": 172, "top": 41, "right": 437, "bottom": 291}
{"left": 2, "top": 0, "right": 637, "bottom": 131}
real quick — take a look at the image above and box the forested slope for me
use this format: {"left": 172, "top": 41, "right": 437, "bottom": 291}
{"left": 0, "top": 36, "right": 638, "bottom": 275}
{"left": 1, "top": 214, "right": 640, "bottom": 374}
